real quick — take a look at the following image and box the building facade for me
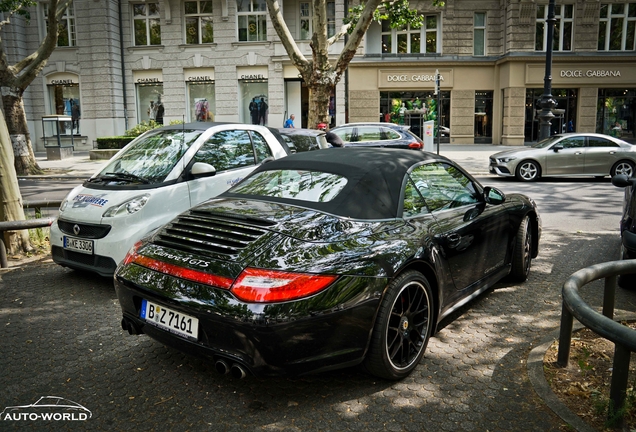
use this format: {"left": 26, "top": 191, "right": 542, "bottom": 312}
{"left": 347, "top": 0, "right": 636, "bottom": 145}
{"left": 4, "top": 0, "right": 636, "bottom": 150}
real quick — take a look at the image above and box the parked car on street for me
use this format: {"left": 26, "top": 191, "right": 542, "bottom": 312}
{"left": 273, "top": 127, "right": 329, "bottom": 152}
{"left": 51, "top": 123, "right": 291, "bottom": 277}
{"left": 612, "top": 174, "right": 636, "bottom": 288}
{"left": 116, "top": 148, "right": 541, "bottom": 380}
{"left": 489, "top": 133, "right": 636, "bottom": 181}
{"left": 330, "top": 122, "right": 424, "bottom": 150}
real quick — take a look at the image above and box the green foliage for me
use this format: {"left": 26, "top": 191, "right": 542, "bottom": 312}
{"left": 344, "top": 0, "right": 444, "bottom": 34}
{"left": 124, "top": 120, "right": 161, "bottom": 137}
{"left": 0, "top": 0, "right": 36, "bottom": 21}
{"left": 96, "top": 136, "right": 135, "bottom": 149}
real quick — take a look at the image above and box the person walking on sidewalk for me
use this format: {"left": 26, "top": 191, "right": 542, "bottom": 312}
{"left": 284, "top": 114, "right": 295, "bottom": 128}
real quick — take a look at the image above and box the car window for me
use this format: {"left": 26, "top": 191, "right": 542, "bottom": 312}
{"left": 332, "top": 127, "right": 355, "bottom": 142}
{"left": 357, "top": 126, "right": 383, "bottom": 142}
{"left": 558, "top": 137, "right": 586, "bottom": 149}
{"left": 403, "top": 177, "right": 429, "bottom": 217}
{"left": 588, "top": 137, "right": 619, "bottom": 148}
{"left": 230, "top": 170, "right": 348, "bottom": 202}
{"left": 97, "top": 129, "right": 202, "bottom": 183}
{"left": 279, "top": 133, "right": 318, "bottom": 152}
{"left": 193, "top": 130, "right": 256, "bottom": 171}
{"left": 250, "top": 131, "right": 273, "bottom": 162}
{"left": 409, "top": 162, "right": 479, "bottom": 212}
{"left": 382, "top": 128, "right": 402, "bottom": 140}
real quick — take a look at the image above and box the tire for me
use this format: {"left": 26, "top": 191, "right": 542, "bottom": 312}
{"left": 515, "top": 160, "right": 540, "bottom": 182}
{"left": 611, "top": 160, "right": 635, "bottom": 178}
{"left": 364, "top": 270, "right": 433, "bottom": 380}
{"left": 510, "top": 216, "right": 532, "bottom": 282}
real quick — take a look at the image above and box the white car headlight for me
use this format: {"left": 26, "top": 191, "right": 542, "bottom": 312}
{"left": 59, "top": 199, "right": 68, "bottom": 212}
{"left": 102, "top": 194, "right": 150, "bottom": 217}
{"left": 497, "top": 156, "right": 517, "bottom": 163}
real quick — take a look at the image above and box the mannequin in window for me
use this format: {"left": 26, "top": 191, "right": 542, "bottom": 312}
{"left": 147, "top": 101, "right": 157, "bottom": 121}
{"left": 258, "top": 97, "right": 268, "bottom": 125}
{"left": 155, "top": 101, "right": 164, "bottom": 125}
{"left": 249, "top": 98, "right": 259, "bottom": 124}
{"left": 195, "top": 98, "right": 210, "bottom": 121}
{"left": 70, "top": 99, "right": 81, "bottom": 134}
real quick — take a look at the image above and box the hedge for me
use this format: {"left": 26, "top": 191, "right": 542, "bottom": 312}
{"left": 96, "top": 136, "right": 135, "bottom": 149}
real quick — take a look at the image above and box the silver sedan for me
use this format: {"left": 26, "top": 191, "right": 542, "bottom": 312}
{"left": 489, "top": 133, "right": 636, "bottom": 181}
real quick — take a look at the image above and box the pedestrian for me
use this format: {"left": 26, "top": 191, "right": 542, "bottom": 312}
{"left": 258, "top": 97, "right": 268, "bottom": 125}
{"left": 567, "top": 119, "right": 574, "bottom": 132}
{"left": 284, "top": 114, "right": 295, "bottom": 128}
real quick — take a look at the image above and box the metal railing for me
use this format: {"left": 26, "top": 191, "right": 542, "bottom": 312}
{"left": 558, "top": 259, "right": 636, "bottom": 425}
{"left": 0, "top": 200, "right": 62, "bottom": 268}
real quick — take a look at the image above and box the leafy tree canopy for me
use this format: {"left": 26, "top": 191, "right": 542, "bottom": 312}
{"left": 344, "top": 0, "right": 445, "bottom": 32}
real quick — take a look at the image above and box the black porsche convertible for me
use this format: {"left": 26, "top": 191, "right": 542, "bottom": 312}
{"left": 115, "top": 148, "right": 541, "bottom": 380}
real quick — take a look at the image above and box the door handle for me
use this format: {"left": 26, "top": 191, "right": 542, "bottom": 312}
{"left": 609, "top": 151, "right": 616, "bottom": 155}
{"left": 575, "top": 151, "right": 582, "bottom": 155}
{"left": 447, "top": 233, "right": 461, "bottom": 243}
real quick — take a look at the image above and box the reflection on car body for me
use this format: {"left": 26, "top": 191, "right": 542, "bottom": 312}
{"left": 490, "top": 133, "right": 636, "bottom": 181}
{"left": 115, "top": 148, "right": 541, "bottom": 380}
{"left": 330, "top": 122, "right": 424, "bottom": 150}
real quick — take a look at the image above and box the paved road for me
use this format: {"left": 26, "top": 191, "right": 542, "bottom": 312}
{"left": 1, "top": 236, "right": 633, "bottom": 430}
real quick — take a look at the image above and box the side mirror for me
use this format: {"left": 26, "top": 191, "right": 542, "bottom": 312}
{"left": 190, "top": 162, "right": 216, "bottom": 178}
{"left": 552, "top": 144, "right": 563, "bottom": 152}
{"left": 483, "top": 186, "right": 506, "bottom": 205}
{"left": 612, "top": 174, "right": 636, "bottom": 188}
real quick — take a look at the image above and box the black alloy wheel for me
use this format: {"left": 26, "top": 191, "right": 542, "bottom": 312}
{"left": 510, "top": 216, "right": 532, "bottom": 282}
{"left": 364, "top": 271, "right": 433, "bottom": 380}
{"left": 515, "top": 160, "right": 540, "bottom": 182}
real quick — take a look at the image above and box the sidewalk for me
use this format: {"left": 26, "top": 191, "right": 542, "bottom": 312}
{"left": 27, "top": 144, "right": 505, "bottom": 180}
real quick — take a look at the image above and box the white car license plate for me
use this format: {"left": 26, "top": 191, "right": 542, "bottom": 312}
{"left": 140, "top": 299, "right": 199, "bottom": 340}
{"left": 63, "top": 236, "right": 93, "bottom": 254}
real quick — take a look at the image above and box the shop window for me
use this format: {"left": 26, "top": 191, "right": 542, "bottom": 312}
{"left": 535, "top": 4, "right": 573, "bottom": 51}
{"left": 474, "top": 12, "right": 486, "bottom": 56}
{"left": 47, "top": 82, "right": 80, "bottom": 135}
{"left": 241, "top": 80, "right": 268, "bottom": 125}
{"left": 237, "top": 0, "right": 267, "bottom": 42}
{"left": 525, "top": 88, "right": 577, "bottom": 142}
{"left": 185, "top": 0, "right": 213, "bottom": 44}
{"left": 596, "top": 89, "right": 636, "bottom": 143}
{"left": 475, "top": 91, "right": 493, "bottom": 143}
{"left": 379, "top": 91, "right": 450, "bottom": 141}
{"left": 299, "top": 1, "right": 336, "bottom": 40}
{"left": 133, "top": 2, "right": 161, "bottom": 46}
{"left": 43, "top": 1, "right": 76, "bottom": 47}
{"left": 381, "top": 15, "right": 438, "bottom": 54}
{"left": 137, "top": 83, "right": 164, "bottom": 123}
{"left": 598, "top": 3, "right": 636, "bottom": 51}
{"left": 188, "top": 82, "right": 215, "bottom": 122}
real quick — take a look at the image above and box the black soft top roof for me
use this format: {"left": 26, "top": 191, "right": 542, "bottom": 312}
{"left": 222, "top": 148, "right": 448, "bottom": 220}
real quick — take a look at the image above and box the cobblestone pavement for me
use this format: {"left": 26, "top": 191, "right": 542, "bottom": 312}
{"left": 1, "top": 228, "right": 634, "bottom": 431}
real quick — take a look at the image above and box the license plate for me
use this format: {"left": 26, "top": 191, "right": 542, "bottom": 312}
{"left": 140, "top": 299, "right": 199, "bottom": 340}
{"left": 63, "top": 236, "right": 94, "bottom": 254}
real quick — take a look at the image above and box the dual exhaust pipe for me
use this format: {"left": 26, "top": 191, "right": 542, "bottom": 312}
{"left": 215, "top": 359, "right": 248, "bottom": 379}
{"left": 121, "top": 317, "right": 249, "bottom": 379}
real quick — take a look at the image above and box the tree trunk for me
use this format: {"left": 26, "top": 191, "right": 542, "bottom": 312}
{"left": 2, "top": 92, "right": 42, "bottom": 175}
{"left": 307, "top": 82, "right": 334, "bottom": 130}
{"left": 0, "top": 107, "right": 32, "bottom": 254}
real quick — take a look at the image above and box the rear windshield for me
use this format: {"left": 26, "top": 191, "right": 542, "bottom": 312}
{"left": 230, "top": 169, "right": 347, "bottom": 202}
{"left": 93, "top": 129, "right": 202, "bottom": 184}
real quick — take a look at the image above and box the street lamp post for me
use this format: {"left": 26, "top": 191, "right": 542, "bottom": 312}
{"left": 538, "top": 0, "right": 557, "bottom": 141}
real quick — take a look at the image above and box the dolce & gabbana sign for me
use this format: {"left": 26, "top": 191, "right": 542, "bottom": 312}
{"left": 386, "top": 73, "right": 445, "bottom": 82}
{"left": 560, "top": 69, "right": 621, "bottom": 78}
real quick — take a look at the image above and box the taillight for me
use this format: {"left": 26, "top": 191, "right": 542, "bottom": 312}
{"left": 230, "top": 268, "right": 337, "bottom": 303}
{"left": 122, "top": 241, "right": 143, "bottom": 266}
{"left": 128, "top": 254, "right": 233, "bottom": 289}
{"left": 408, "top": 142, "right": 423, "bottom": 149}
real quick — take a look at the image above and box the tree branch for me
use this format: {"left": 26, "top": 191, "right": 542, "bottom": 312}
{"left": 265, "top": 0, "right": 309, "bottom": 72}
